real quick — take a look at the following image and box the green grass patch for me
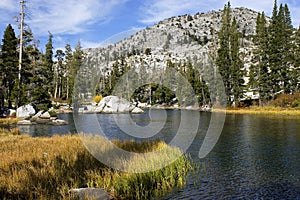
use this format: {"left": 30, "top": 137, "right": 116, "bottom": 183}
{"left": 0, "top": 133, "right": 192, "bottom": 199}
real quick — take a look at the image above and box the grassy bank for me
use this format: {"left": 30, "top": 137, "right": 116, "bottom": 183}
{"left": 0, "top": 118, "right": 19, "bottom": 125}
{"left": 213, "top": 106, "right": 300, "bottom": 116}
{"left": 0, "top": 132, "right": 191, "bottom": 199}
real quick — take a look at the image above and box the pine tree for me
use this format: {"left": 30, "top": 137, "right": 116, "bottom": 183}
{"left": 216, "top": 2, "right": 244, "bottom": 106}
{"left": 64, "top": 43, "right": 73, "bottom": 100}
{"left": 230, "top": 17, "right": 245, "bottom": 107}
{"left": 44, "top": 32, "right": 54, "bottom": 96}
{"left": 216, "top": 2, "right": 231, "bottom": 105}
{"left": 293, "top": 26, "right": 300, "bottom": 92}
{"left": 268, "top": 2, "right": 294, "bottom": 96}
{"left": 30, "top": 33, "right": 53, "bottom": 110}
{"left": 0, "top": 24, "right": 18, "bottom": 108}
{"left": 281, "top": 4, "right": 294, "bottom": 93}
{"left": 69, "top": 41, "right": 84, "bottom": 102}
{"left": 268, "top": 0, "right": 281, "bottom": 96}
{"left": 13, "top": 27, "right": 35, "bottom": 107}
{"left": 54, "top": 49, "right": 65, "bottom": 99}
{"left": 249, "top": 12, "right": 271, "bottom": 105}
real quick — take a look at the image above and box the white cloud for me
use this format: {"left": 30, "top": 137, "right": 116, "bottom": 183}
{"left": 139, "top": 0, "right": 300, "bottom": 26}
{"left": 3, "top": 0, "right": 128, "bottom": 36}
{"left": 0, "top": 0, "right": 17, "bottom": 11}
{"left": 139, "top": 0, "right": 223, "bottom": 24}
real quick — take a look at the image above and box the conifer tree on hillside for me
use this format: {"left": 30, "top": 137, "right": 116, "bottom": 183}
{"left": 70, "top": 41, "right": 84, "bottom": 102}
{"left": 44, "top": 32, "right": 54, "bottom": 96}
{"left": 293, "top": 26, "right": 300, "bottom": 91}
{"left": 267, "top": 1, "right": 294, "bottom": 96}
{"left": 30, "top": 33, "right": 53, "bottom": 110}
{"left": 249, "top": 12, "right": 271, "bottom": 105}
{"left": 230, "top": 17, "right": 245, "bottom": 106}
{"left": 216, "top": 2, "right": 231, "bottom": 103}
{"left": 64, "top": 43, "right": 73, "bottom": 100}
{"left": 216, "top": 2, "right": 244, "bottom": 106}
{"left": 12, "top": 27, "right": 35, "bottom": 107}
{"left": 0, "top": 24, "right": 18, "bottom": 108}
{"left": 54, "top": 49, "right": 65, "bottom": 99}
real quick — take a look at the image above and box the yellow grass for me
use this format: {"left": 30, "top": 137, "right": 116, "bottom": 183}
{"left": 213, "top": 106, "right": 300, "bottom": 116}
{"left": 0, "top": 132, "right": 191, "bottom": 199}
{"left": 0, "top": 118, "right": 19, "bottom": 125}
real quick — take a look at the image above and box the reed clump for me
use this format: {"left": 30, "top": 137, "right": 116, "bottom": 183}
{"left": 0, "top": 128, "right": 20, "bottom": 137}
{"left": 0, "top": 133, "right": 191, "bottom": 199}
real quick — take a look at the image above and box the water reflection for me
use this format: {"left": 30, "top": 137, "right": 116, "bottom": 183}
{"left": 168, "top": 114, "right": 300, "bottom": 199}
{"left": 4, "top": 110, "right": 300, "bottom": 199}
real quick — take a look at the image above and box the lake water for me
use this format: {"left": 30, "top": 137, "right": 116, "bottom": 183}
{"left": 14, "top": 110, "right": 300, "bottom": 199}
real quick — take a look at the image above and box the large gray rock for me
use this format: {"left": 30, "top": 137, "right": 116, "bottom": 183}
{"left": 69, "top": 188, "right": 112, "bottom": 200}
{"left": 16, "top": 104, "right": 36, "bottom": 119}
{"left": 99, "top": 96, "right": 135, "bottom": 113}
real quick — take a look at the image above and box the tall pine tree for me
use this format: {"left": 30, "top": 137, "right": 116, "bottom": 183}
{"left": 249, "top": 12, "right": 271, "bottom": 105}
{"left": 216, "top": 2, "right": 244, "bottom": 106}
{"left": 216, "top": 2, "right": 231, "bottom": 105}
{"left": 0, "top": 24, "right": 18, "bottom": 108}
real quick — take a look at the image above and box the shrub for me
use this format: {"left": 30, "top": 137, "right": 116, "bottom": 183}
{"left": 271, "top": 93, "right": 300, "bottom": 108}
{"left": 93, "top": 95, "right": 103, "bottom": 104}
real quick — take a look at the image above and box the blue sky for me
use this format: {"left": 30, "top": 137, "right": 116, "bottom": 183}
{"left": 1, "top": 0, "right": 300, "bottom": 51}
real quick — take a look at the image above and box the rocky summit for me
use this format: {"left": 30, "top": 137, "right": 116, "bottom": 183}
{"left": 78, "top": 7, "right": 268, "bottom": 100}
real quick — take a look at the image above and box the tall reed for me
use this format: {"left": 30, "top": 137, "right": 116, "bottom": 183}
{"left": 0, "top": 133, "right": 192, "bottom": 199}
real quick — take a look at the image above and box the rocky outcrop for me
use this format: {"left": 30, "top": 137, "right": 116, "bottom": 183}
{"left": 78, "top": 96, "right": 144, "bottom": 114}
{"left": 17, "top": 109, "right": 68, "bottom": 126}
{"left": 16, "top": 104, "right": 36, "bottom": 119}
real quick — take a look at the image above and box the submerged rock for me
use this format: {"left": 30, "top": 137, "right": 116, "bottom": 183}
{"left": 49, "top": 119, "right": 68, "bottom": 126}
{"left": 17, "top": 120, "right": 33, "bottom": 125}
{"left": 131, "top": 107, "right": 144, "bottom": 114}
{"left": 69, "top": 188, "right": 112, "bottom": 200}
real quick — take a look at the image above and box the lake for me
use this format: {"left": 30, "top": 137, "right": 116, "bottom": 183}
{"left": 15, "top": 109, "right": 300, "bottom": 199}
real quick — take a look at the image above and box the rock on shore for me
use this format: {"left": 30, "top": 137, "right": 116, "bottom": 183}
{"left": 78, "top": 96, "right": 144, "bottom": 114}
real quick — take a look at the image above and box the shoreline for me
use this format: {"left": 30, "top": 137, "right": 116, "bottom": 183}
{"left": 1, "top": 105, "right": 300, "bottom": 126}
{"left": 213, "top": 107, "right": 300, "bottom": 116}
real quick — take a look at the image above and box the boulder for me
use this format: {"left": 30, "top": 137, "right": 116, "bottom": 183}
{"left": 5, "top": 109, "right": 16, "bottom": 117}
{"left": 69, "top": 188, "right": 112, "bottom": 200}
{"left": 17, "top": 104, "right": 36, "bottom": 119}
{"left": 40, "top": 111, "right": 51, "bottom": 119}
{"left": 131, "top": 107, "right": 144, "bottom": 114}
{"left": 95, "top": 102, "right": 105, "bottom": 113}
{"left": 99, "top": 96, "right": 135, "bottom": 113}
{"left": 137, "top": 102, "right": 148, "bottom": 108}
{"left": 102, "top": 106, "right": 117, "bottom": 113}
{"left": 31, "top": 110, "right": 44, "bottom": 120}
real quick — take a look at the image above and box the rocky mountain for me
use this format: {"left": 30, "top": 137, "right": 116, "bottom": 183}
{"left": 79, "top": 7, "right": 268, "bottom": 100}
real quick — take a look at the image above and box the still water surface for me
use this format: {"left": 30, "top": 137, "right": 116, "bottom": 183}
{"left": 16, "top": 110, "right": 300, "bottom": 199}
